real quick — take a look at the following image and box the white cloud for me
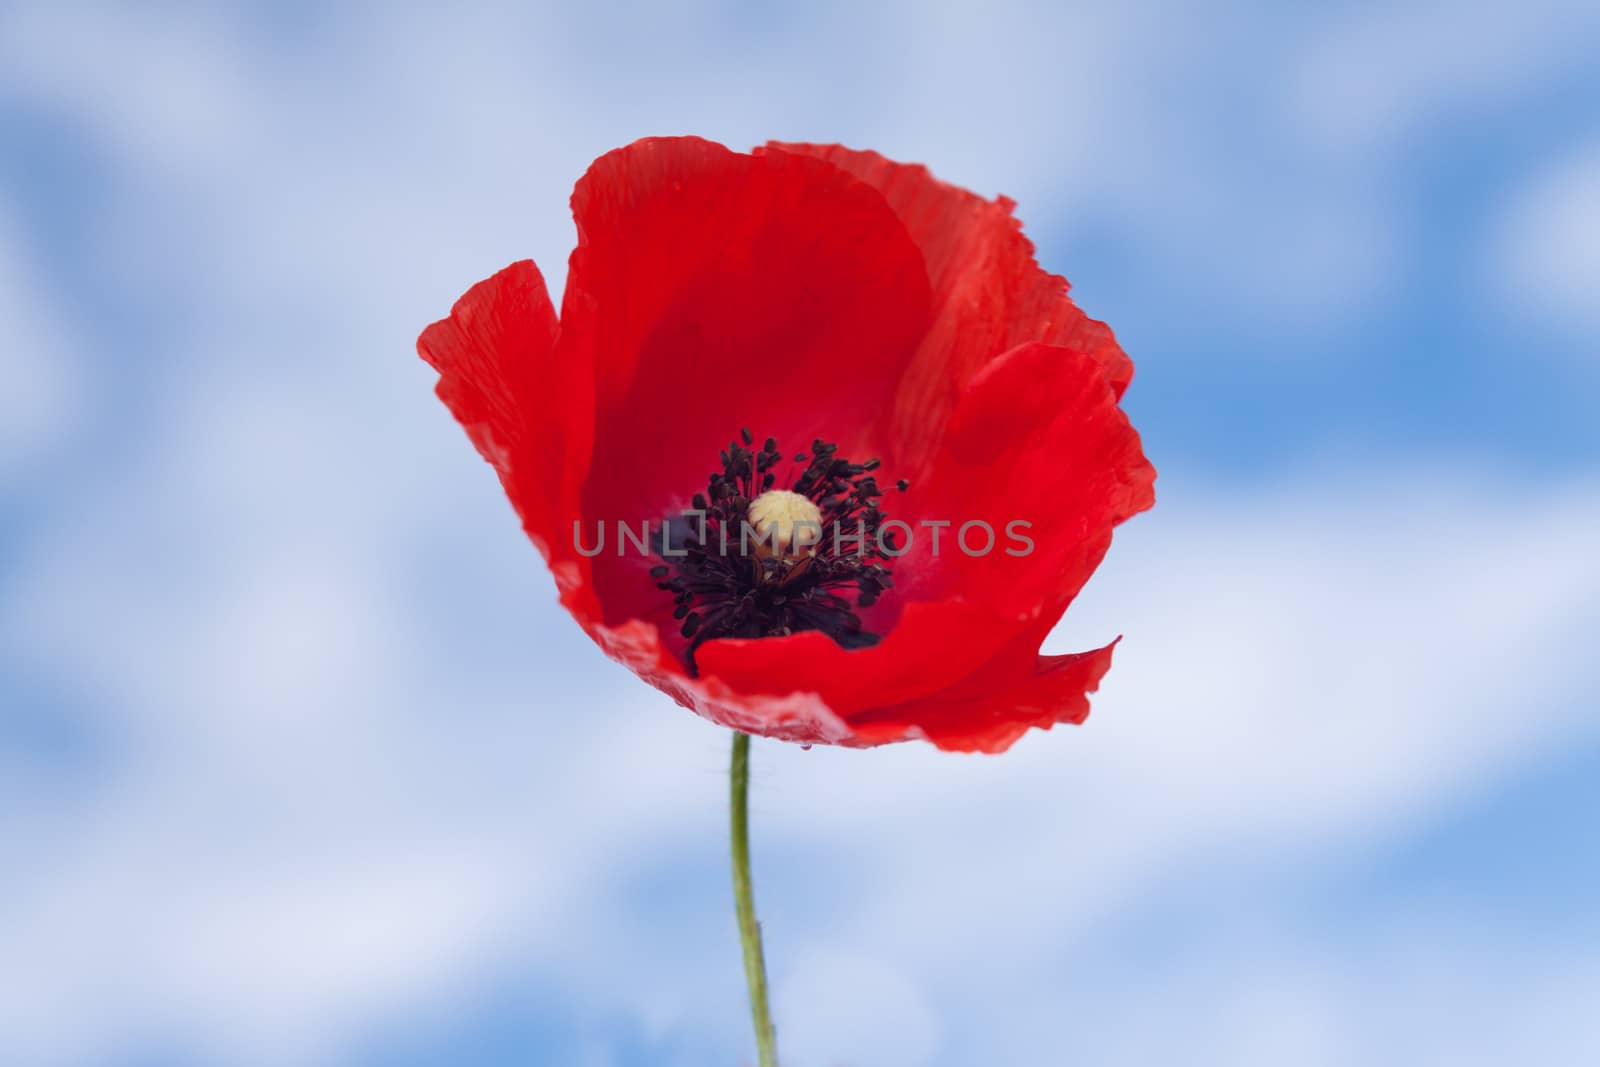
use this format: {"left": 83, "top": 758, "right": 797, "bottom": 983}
{"left": 0, "top": 4, "right": 256, "bottom": 176}
{"left": 1287, "top": 0, "right": 1599, "bottom": 158}
{"left": 1496, "top": 139, "right": 1600, "bottom": 339}
{"left": 10, "top": 0, "right": 1573, "bottom": 340}
{"left": 775, "top": 947, "right": 943, "bottom": 1067}
{"left": 0, "top": 203, "right": 81, "bottom": 484}
{"left": 968, "top": 923, "right": 1600, "bottom": 1066}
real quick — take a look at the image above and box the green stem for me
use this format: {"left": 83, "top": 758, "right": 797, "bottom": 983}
{"left": 730, "top": 730, "right": 779, "bottom": 1067}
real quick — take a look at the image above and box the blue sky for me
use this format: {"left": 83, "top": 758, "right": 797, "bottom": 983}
{"left": 2, "top": 2, "right": 1597, "bottom": 1065}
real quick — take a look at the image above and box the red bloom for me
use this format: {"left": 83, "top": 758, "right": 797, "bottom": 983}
{"left": 418, "top": 137, "right": 1155, "bottom": 752}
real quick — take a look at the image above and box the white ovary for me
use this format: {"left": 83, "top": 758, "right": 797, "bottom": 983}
{"left": 747, "top": 489, "right": 823, "bottom": 556}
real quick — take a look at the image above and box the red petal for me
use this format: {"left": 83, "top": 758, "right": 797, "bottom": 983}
{"left": 559, "top": 137, "right": 933, "bottom": 629}
{"left": 417, "top": 261, "right": 583, "bottom": 567}
{"left": 847, "top": 640, "right": 1119, "bottom": 752}
{"left": 896, "top": 340, "right": 1155, "bottom": 617}
{"left": 768, "top": 142, "right": 1133, "bottom": 479}
{"left": 693, "top": 340, "right": 1153, "bottom": 730}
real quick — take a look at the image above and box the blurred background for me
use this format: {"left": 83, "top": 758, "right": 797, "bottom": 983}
{"left": 3, "top": 2, "right": 1597, "bottom": 1064}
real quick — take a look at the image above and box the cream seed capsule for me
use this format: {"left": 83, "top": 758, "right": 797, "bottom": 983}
{"left": 747, "top": 489, "right": 822, "bottom": 557}
{"left": 655, "top": 433, "right": 896, "bottom": 672}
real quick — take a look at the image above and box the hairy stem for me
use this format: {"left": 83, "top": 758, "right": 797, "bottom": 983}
{"left": 730, "top": 731, "right": 779, "bottom": 1067}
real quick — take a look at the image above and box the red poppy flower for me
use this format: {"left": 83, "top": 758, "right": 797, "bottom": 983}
{"left": 418, "top": 137, "right": 1155, "bottom": 753}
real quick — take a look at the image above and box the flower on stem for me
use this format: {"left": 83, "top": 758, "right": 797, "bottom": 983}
{"left": 419, "top": 137, "right": 1155, "bottom": 753}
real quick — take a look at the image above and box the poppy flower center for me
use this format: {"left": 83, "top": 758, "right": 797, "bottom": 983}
{"left": 651, "top": 430, "right": 907, "bottom": 674}
{"left": 747, "top": 489, "right": 822, "bottom": 557}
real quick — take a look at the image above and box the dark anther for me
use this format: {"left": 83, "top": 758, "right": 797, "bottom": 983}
{"left": 654, "top": 431, "right": 903, "bottom": 674}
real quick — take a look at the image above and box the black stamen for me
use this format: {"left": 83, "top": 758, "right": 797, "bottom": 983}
{"left": 655, "top": 431, "right": 902, "bottom": 674}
